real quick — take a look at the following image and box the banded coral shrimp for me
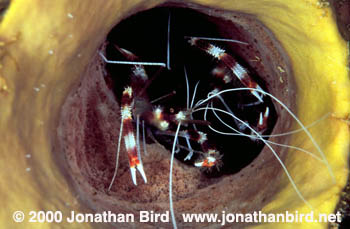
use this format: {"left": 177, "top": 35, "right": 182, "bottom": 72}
{"left": 95, "top": 6, "right": 336, "bottom": 228}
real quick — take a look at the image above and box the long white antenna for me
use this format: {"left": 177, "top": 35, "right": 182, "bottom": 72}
{"left": 195, "top": 87, "right": 335, "bottom": 183}
{"left": 169, "top": 122, "right": 181, "bottom": 229}
{"left": 108, "top": 118, "right": 124, "bottom": 191}
{"left": 195, "top": 106, "right": 314, "bottom": 209}
{"left": 99, "top": 51, "right": 166, "bottom": 67}
{"left": 167, "top": 12, "right": 171, "bottom": 70}
{"left": 184, "top": 36, "right": 249, "bottom": 45}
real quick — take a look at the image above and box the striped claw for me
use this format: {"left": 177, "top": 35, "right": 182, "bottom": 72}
{"left": 194, "top": 156, "right": 217, "bottom": 168}
{"left": 130, "top": 167, "right": 137, "bottom": 185}
{"left": 194, "top": 149, "right": 221, "bottom": 169}
{"left": 257, "top": 106, "right": 270, "bottom": 131}
{"left": 128, "top": 156, "right": 148, "bottom": 185}
{"left": 188, "top": 37, "right": 265, "bottom": 102}
{"left": 136, "top": 163, "right": 147, "bottom": 183}
{"left": 129, "top": 163, "right": 147, "bottom": 186}
{"left": 249, "top": 106, "right": 270, "bottom": 141}
{"left": 121, "top": 87, "right": 148, "bottom": 186}
{"left": 125, "top": 137, "right": 148, "bottom": 186}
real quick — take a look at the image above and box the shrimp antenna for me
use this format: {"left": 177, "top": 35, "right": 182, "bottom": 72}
{"left": 195, "top": 87, "right": 335, "bottom": 183}
{"left": 99, "top": 51, "right": 166, "bottom": 67}
{"left": 108, "top": 118, "right": 124, "bottom": 191}
{"left": 195, "top": 106, "right": 314, "bottom": 209}
{"left": 167, "top": 11, "right": 171, "bottom": 70}
{"left": 169, "top": 122, "right": 181, "bottom": 229}
{"left": 184, "top": 36, "right": 249, "bottom": 45}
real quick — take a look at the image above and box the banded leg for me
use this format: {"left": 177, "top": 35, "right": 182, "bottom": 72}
{"left": 187, "top": 37, "right": 264, "bottom": 102}
{"left": 142, "top": 104, "right": 222, "bottom": 169}
{"left": 181, "top": 129, "right": 222, "bottom": 169}
{"left": 121, "top": 87, "right": 147, "bottom": 185}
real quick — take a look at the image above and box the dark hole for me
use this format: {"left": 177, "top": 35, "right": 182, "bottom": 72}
{"left": 103, "top": 7, "right": 277, "bottom": 177}
{"left": 340, "top": 215, "right": 350, "bottom": 229}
